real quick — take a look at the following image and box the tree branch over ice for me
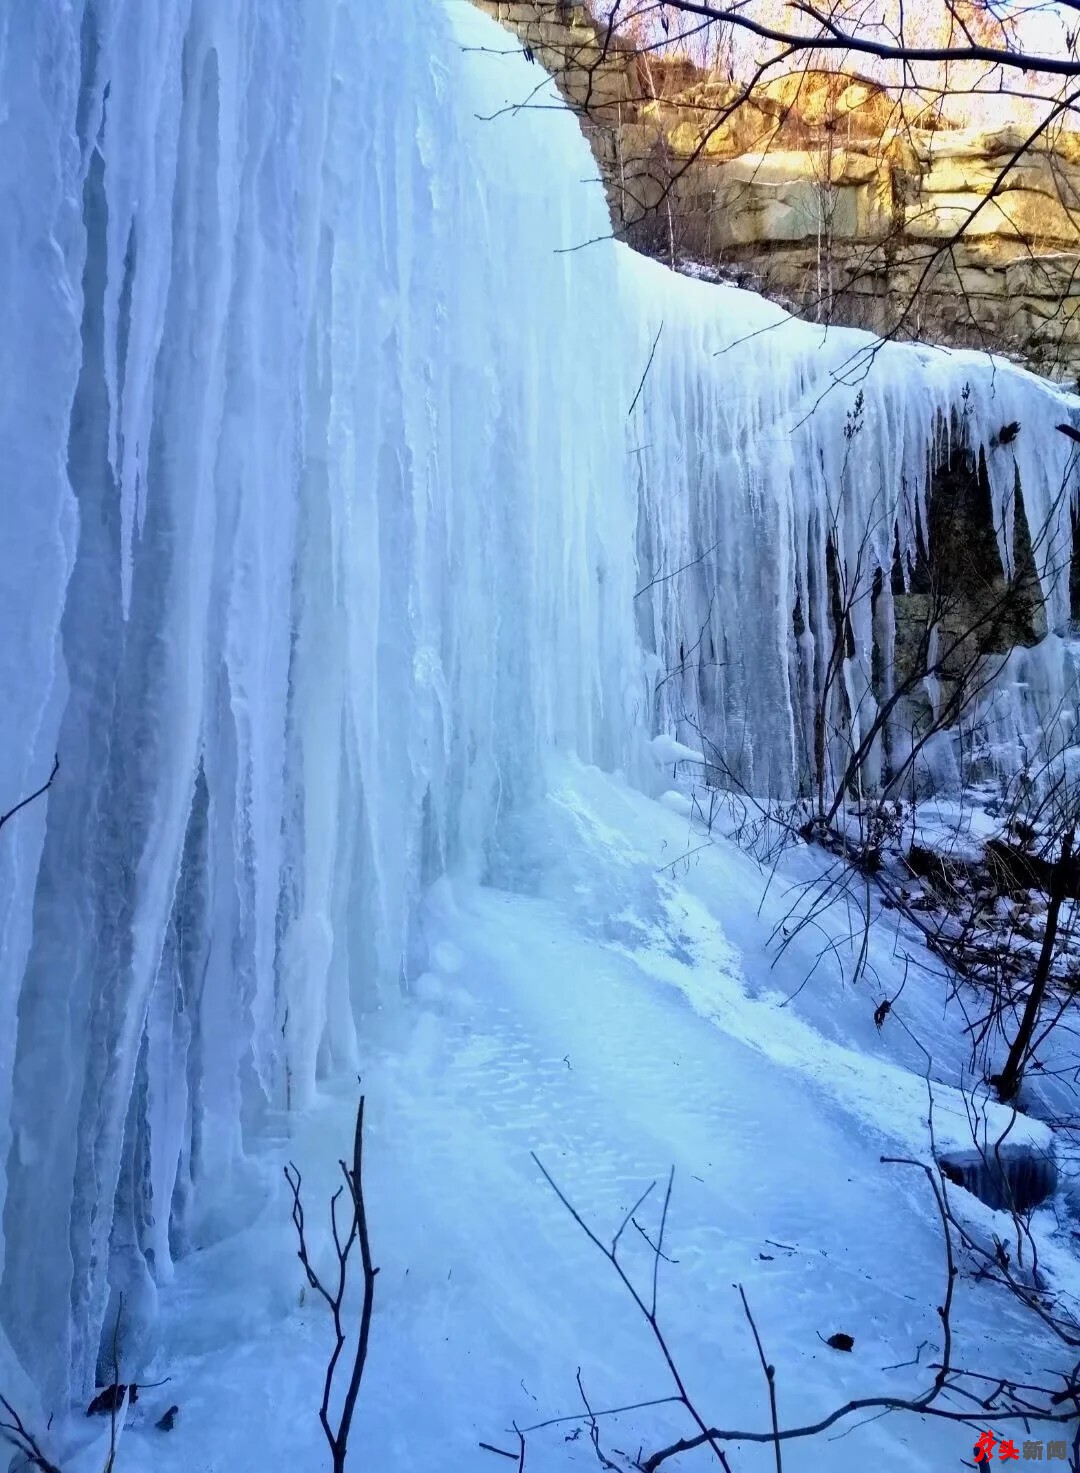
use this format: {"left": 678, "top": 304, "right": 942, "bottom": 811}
{"left": 0, "top": 755, "right": 59, "bottom": 837}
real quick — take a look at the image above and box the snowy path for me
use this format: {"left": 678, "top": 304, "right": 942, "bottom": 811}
{"left": 102, "top": 763, "right": 1070, "bottom": 1473}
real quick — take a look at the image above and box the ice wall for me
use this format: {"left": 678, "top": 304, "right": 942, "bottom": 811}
{"left": 628, "top": 257, "right": 1080, "bottom": 796}
{"left": 0, "top": 0, "right": 642, "bottom": 1404}
{"left": 1, "top": 0, "right": 1079, "bottom": 1410}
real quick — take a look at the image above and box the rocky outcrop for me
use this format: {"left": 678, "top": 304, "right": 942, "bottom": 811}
{"left": 473, "top": 1, "right": 1080, "bottom": 380}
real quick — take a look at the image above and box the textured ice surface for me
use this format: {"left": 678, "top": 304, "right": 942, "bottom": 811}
{"left": 1, "top": 0, "right": 1080, "bottom": 1423}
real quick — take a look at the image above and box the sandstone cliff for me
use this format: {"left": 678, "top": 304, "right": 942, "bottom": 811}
{"left": 473, "top": 0, "right": 1080, "bottom": 380}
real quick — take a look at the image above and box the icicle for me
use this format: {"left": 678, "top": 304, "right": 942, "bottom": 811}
{"left": 626, "top": 251, "right": 1080, "bottom": 797}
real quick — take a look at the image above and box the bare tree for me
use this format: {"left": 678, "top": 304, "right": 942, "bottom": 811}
{"left": 284, "top": 1095, "right": 378, "bottom": 1473}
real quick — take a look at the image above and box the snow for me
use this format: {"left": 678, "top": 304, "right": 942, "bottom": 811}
{"left": 2, "top": 0, "right": 1080, "bottom": 1463}
{"left": 39, "top": 761, "right": 1076, "bottom": 1473}
{"left": 650, "top": 735, "right": 708, "bottom": 769}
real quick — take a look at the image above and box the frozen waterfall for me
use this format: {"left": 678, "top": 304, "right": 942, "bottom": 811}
{"left": 630, "top": 262, "right": 1080, "bottom": 794}
{"left": 1, "top": 0, "right": 1079, "bottom": 1410}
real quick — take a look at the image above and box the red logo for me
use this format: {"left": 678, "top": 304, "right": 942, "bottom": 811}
{"left": 975, "top": 1431, "right": 1068, "bottom": 1461}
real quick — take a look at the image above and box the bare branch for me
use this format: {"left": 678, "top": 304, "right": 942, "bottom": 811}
{"left": 284, "top": 1093, "right": 378, "bottom": 1473}
{"left": 0, "top": 755, "right": 59, "bottom": 836}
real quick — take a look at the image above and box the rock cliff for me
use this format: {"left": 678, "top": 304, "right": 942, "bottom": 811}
{"left": 474, "top": 0, "right": 1080, "bottom": 380}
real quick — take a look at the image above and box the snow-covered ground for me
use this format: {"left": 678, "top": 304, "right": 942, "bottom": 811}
{"left": 46, "top": 759, "right": 1074, "bottom": 1473}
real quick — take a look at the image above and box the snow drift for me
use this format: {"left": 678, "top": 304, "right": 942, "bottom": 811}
{"left": 0, "top": 0, "right": 1078, "bottom": 1408}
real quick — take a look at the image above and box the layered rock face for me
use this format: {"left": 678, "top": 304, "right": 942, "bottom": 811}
{"left": 474, "top": 1, "right": 1080, "bottom": 380}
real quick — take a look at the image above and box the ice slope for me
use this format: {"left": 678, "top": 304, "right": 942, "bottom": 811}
{"left": 1, "top": 0, "right": 1080, "bottom": 1428}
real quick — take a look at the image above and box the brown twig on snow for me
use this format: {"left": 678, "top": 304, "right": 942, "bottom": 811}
{"left": 531, "top": 1156, "right": 733, "bottom": 1471}
{"left": 576, "top": 1369, "right": 624, "bottom": 1471}
{"left": 284, "top": 1093, "right": 378, "bottom": 1473}
{"left": 737, "top": 1287, "right": 782, "bottom": 1473}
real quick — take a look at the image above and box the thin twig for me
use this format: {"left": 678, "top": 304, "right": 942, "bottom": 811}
{"left": 738, "top": 1286, "right": 782, "bottom": 1473}
{"left": 0, "top": 755, "right": 59, "bottom": 836}
{"left": 628, "top": 322, "right": 663, "bottom": 419}
{"left": 284, "top": 1092, "right": 378, "bottom": 1473}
